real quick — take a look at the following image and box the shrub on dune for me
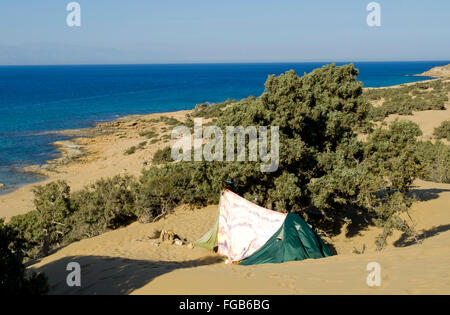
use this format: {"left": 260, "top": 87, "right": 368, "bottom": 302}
{"left": 152, "top": 146, "right": 173, "bottom": 164}
{"left": 433, "top": 120, "right": 450, "bottom": 141}
{"left": 416, "top": 141, "right": 450, "bottom": 184}
{"left": 0, "top": 219, "right": 48, "bottom": 295}
{"left": 68, "top": 175, "right": 137, "bottom": 241}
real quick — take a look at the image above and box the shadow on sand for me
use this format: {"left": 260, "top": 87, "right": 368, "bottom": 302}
{"left": 343, "top": 187, "right": 450, "bottom": 239}
{"left": 393, "top": 186, "right": 450, "bottom": 247}
{"left": 409, "top": 187, "right": 450, "bottom": 202}
{"left": 30, "top": 255, "right": 224, "bottom": 295}
{"left": 394, "top": 224, "right": 450, "bottom": 247}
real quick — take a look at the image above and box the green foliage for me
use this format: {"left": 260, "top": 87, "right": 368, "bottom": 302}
{"left": 124, "top": 146, "right": 137, "bottom": 155}
{"left": 416, "top": 141, "right": 450, "bottom": 183}
{"left": 135, "top": 164, "right": 194, "bottom": 222}
{"left": 68, "top": 176, "right": 137, "bottom": 241}
{"left": 433, "top": 120, "right": 450, "bottom": 141}
{"left": 139, "top": 130, "right": 158, "bottom": 139}
{"left": 363, "top": 120, "right": 423, "bottom": 193}
{"left": 32, "top": 181, "right": 72, "bottom": 255}
{"left": 8, "top": 211, "right": 43, "bottom": 258}
{"left": 372, "top": 192, "right": 416, "bottom": 251}
{"left": 365, "top": 80, "right": 449, "bottom": 121}
{"left": 152, "top": 146, "right": 173, "bottom": 164}
{"left": 124, "top": 142, "right": 148, "bottom": 155}
{"left": 0, "top": 219, "right": 48, "bottom": 295}
{"left": 200, "top": 64, "right": 371, "bottom": 216}
{"left": 187, "top": 65, "right": 421, "bottom": 249}
{"left": 9, "top": 176, "right": 137, "bottom": 257}
{"left": 360, "top": 121, "right": 423, "bottom": 249}
{"left": 184, "top": 117, "right": 195, "bottom": 130}
{"left": 190, "top": 99, "right": 236, "bottom": 119}
{"left": 149, "top": 116, "right": 181, "bottom": 126}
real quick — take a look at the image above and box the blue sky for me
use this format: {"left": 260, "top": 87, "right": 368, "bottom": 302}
{"left": 0, "top": 0, "right": 449, "bottom": 64}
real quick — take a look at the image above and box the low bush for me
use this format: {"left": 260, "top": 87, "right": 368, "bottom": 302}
{"left": 416, "top": 141, "right": 450, "bottom": 183}
{"left": 135, "top": 164, "right": 194, "bottom": 222}
{"left": 433, "top": 120, "right": 450, "bottom": 141}
{"left": 32, "top": 181, "right": 72, "bottom": 255}
{"left": 8, "top": 176, "right": 137, "bottom": 258}
{"left": 0, "top": 219, "right": 49, "bottom": 295}
{"left": 124, "top": 146, "right": 137, "bottom": 155}
{"left": 139, "top": 130, "right": 158, "bottom": 139}
{"left": 149, "top": 116, "right": 181, "bottom": 126}
{"left": 360, "top": 120, "right": 423, "bottom": 249}
{"left": 68, "top": 175, "right": 137, "bottom": 241}
{"left": 152, "top": 146, "right": 173, "bottom": 164}
{"left": 8, "top": 211, "right": 43, "bottom": 259}
{"left": 365, "top": 80, "right": 449, "bottom": 121}
{"left": 190, "top": 99, "right": 236, "bottom": 119}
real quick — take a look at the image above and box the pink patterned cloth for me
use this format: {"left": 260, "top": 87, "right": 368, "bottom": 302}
{"left": 217, "top": 190, "right": 286, "bottom": 262}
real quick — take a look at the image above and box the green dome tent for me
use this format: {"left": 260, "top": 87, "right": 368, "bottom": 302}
{"left": 195, "top": 189, "right": 332, "bottom": 265}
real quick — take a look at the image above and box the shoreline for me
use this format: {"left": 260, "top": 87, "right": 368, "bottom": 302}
{"left": 0, "top": 111, "right": 190, "bottom": 196}
{"left": 1, "top": 68, "right": 449, "bottom": 219}
{"left": 0, "top": 110, "right": 192, "bottom": 220}
{"left": 363, "top": 77, "right": 439, "bottom": 90}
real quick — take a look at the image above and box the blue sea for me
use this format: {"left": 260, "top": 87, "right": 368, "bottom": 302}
{"left": 0, "top": 61, "right": 449, "bottom": 194}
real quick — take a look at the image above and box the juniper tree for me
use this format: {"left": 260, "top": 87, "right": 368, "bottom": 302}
{"left": 189, "top": 64, "right": 422, "bottom": 249}
{"left": 32, "top": 180, "right": 72, "bottom": 255}
{"left": 193, "top": 64, "right": 371, "bottom": 223}
{"left": 0, "top": 219, "right": 48, "bottom": 295}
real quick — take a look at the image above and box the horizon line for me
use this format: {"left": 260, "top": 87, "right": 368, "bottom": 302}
{"left": 1, "top": 59, "right": 449, "bottom": 67}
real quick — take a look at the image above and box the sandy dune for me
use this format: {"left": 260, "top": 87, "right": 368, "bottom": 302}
{"left": 27, "top": 179, "right": 450, "bottom": 295}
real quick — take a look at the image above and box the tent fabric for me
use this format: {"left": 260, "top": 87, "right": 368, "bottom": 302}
{"left": 194, "top": 211, "right": 219, "bottom": 251}
{"left": 239, "top": 213, "right": 332, "bottom": 265}
{"left": 195, "top": 189, "right": 286, "bottom": 262}
{"left": 194, "top": 189, "right": 332, "bottom": 265}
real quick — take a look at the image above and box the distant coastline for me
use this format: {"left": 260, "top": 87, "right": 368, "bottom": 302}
{"left": 415, "top": 64, "right": 450, "bottom": 78}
